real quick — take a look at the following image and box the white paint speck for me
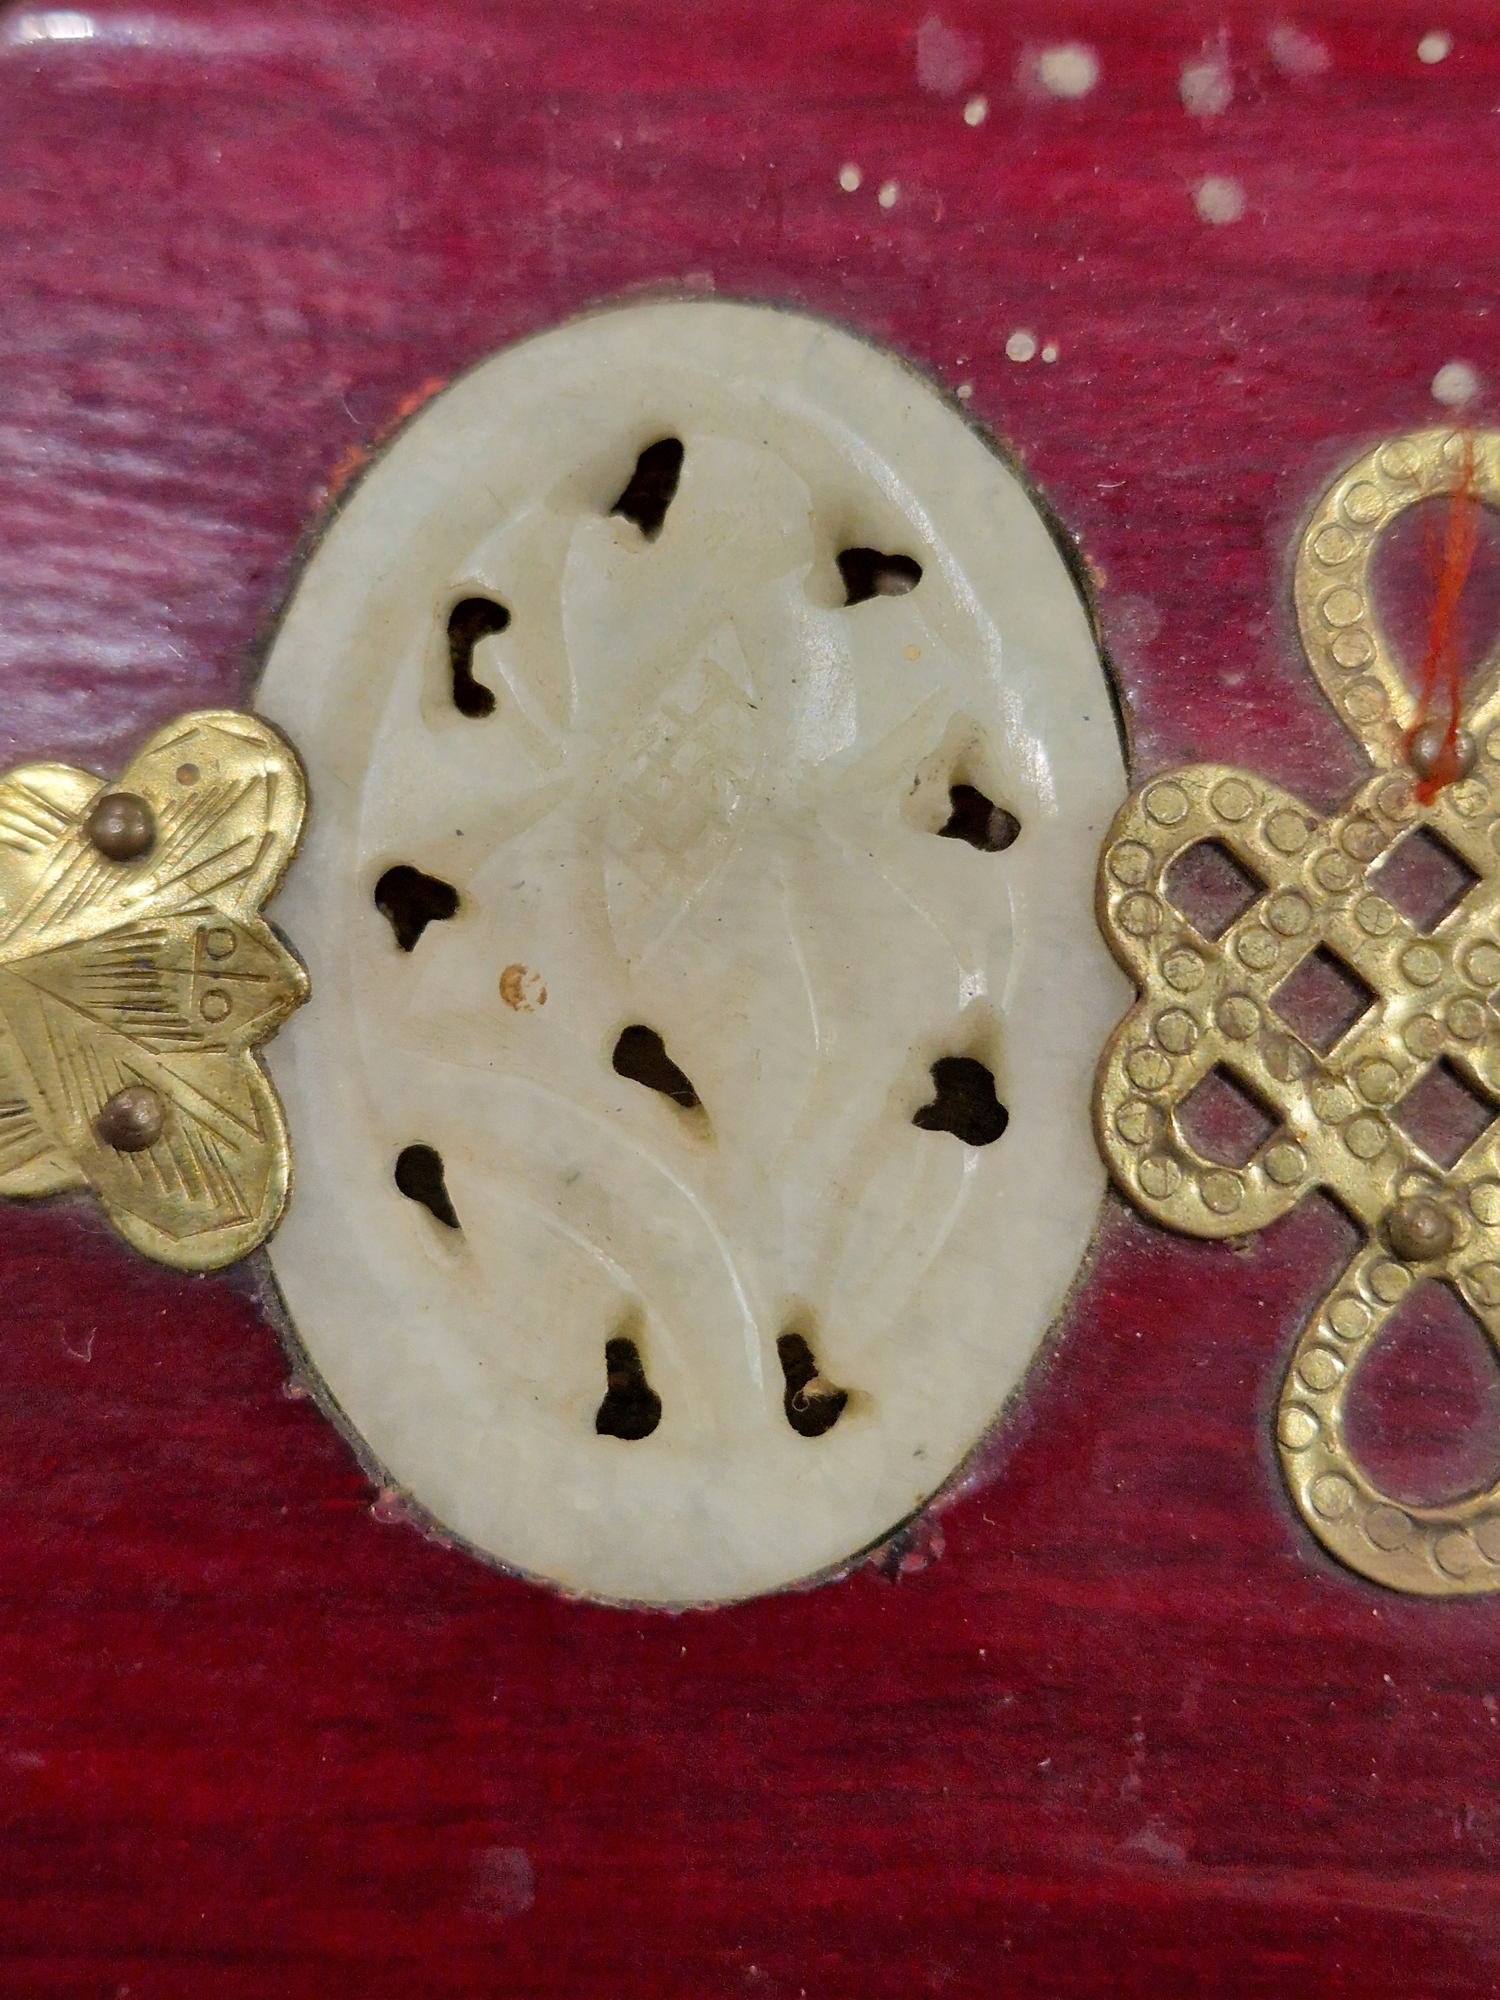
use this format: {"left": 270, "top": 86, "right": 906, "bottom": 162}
{"left": 1113, "top": 596, "right": 1163, "bottom": 646}
{"left": 10, "top": 9, "right": 95, "bottom": 38}
{"left": 1034, "top": 42, "right": 1100, "bottom": 99}
{"left": 1122, "top": 1821, "right": 1188, "bottom": 1867}
{"left": 1266, "top": 23, "right": 1331, "bottom": 77}
{"left": 468, "top": 1846, "right": 535, "bottom": 1922}
{"left": 956, "top": 381, "right": 974, "bottom": 400}
{"left": 1194, "top": 174, "right": 1245, "bottom": 224}
{"left": 1433, "top": 360, "right": 1481, "bottom": 406}
{"left": 838, "top": 162, "right": 862, "bottom": 193}
{"left": 1418, "top": 29, "right": 1453, "bottom": 63}
{"left": 877, "top": 179, "right": 900, "bottom": 209}
{"left": 1006, "top": 330, "right": 1038, "bottom": 363}
{"left": 916, "top": 16, "right": 983, "bottom": 96}
{"left": 1180, "top": 50, "right": 1233, "bottom": 118}
{"left": 964, "top": 93, "right": 988, "bottom": 126}
{"left": 1041, "top": 342, "right": 1059, "bottom": 363}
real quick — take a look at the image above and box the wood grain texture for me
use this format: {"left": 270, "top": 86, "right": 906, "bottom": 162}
{"left": 3, "top": 2, "right": 1500, "bottom": 1992}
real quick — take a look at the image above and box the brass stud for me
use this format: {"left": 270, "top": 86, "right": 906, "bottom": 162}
{"left": 94, "top": 1085, "right": 166, "bottom": 1153}
{"left": 1409, "top": 722, "right": 1476, "bottom": 783}
{"left": 1385, "top": 1194, "right": 1454, "bottom": 1264}
{"left": 84, "top": 790, "right": 155, "bottom": 861}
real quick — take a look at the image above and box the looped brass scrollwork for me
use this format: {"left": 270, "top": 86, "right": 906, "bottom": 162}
{"left": 1096, "top": 427, "right": 1500, "bottom": 1595}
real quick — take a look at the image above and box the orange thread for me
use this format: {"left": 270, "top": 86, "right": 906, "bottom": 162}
{"left": 1409, "top": 431, "right": 1480, "bottom": 800}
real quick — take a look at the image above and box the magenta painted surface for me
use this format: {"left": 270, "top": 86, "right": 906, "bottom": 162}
{"left": 3, "top": 3, "right": 1500, "bottom": 1993}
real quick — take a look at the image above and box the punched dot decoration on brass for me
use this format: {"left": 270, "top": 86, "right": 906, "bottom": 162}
{"left": 1096, "top": 425, "right": 1500, "bottom": 1597}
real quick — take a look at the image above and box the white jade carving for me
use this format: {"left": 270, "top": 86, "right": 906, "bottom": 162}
{"left": 257, "top": 300, "right": 1127, "bottom": 1605}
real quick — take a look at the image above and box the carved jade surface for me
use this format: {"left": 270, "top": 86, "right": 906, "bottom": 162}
{"left": 257, "top": 299, "right": 1124, "bottom": 1605}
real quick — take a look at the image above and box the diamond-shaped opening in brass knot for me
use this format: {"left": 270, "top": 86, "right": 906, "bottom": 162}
{"left": 1367, "top": 826, "right": 1479, "bottom": 933}
{"left": 1391, "top": 1057, "right": 1500, "bottom": 1170}
{"left": 1176, "top": 1063, "right": 1278, "bottom": 1169}
{"left": 1343, "top": 1278, "right": 1500, "bottom": 1507}
{"left": 1270, "top": 945, "right": 1378, "bottom": 1056}
{"left": 1165, "top": 839, "right": 1263, "bottom": 942}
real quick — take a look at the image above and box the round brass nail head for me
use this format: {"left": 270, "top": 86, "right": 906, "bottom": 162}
{"left": 85, "top": 790, "right": 155, "bottom": 861}
{"left": 1385, "top": 1194, "right": 1454, "bottom": 1264}
{"left": 94, "top": 1085, "right": 166, "bottom": 1153}
{"left": 1409, "top": 722, "right": 1476, "bottom": 783}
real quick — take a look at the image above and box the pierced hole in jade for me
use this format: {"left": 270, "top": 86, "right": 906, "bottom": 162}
{"left": 446, "top": 597, "right": 510, "bottom": 718}
{"left": 595, "top": 1337, "right": 663, "bottom": 1441}
{"left": 375, "top": 864, "right": 460, "bottom": 952}
{"left": 611, "top": 439, "right": 684, "bottom": 540}
{"left": 938, "top": 783, "right": 1020, "bottom": 852}
{"left": 612, "top": 1025, "right": 701, "bottom": 1110}
{"left": 776, "top": 1332, "right": 849, "bottom": 1439}
{"left": 394, "top": 1144, "right": 460, "bottom": 1230}
{"left": 913, "top": 1056, "right": 1009, "bottom": 1147}
{"left": 837, "top": 547, "right": 923, "bottom": 605}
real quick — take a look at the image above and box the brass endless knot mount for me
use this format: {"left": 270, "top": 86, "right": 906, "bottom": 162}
{"left": 1097, "top": 427, "right": 1500, "bottom": 1597}
{"left": 0, "top": 712, "right": 306, "bottom": 1269}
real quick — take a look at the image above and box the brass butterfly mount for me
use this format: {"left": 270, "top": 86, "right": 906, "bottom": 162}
{"left": 1097, "top": 427, "right": 1500, "bottom": 1596}
{"left": 0, "top": 711, "right": 306, "bottom": 1270}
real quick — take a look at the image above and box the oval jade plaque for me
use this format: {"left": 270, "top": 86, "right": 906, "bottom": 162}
{"left": 256, "top": 299, "right": 1126, "bottom": 1605}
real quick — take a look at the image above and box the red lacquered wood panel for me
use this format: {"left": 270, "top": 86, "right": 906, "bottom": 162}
{"left": 3, "top": 3, "right": 1500, "bottom": 1993}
